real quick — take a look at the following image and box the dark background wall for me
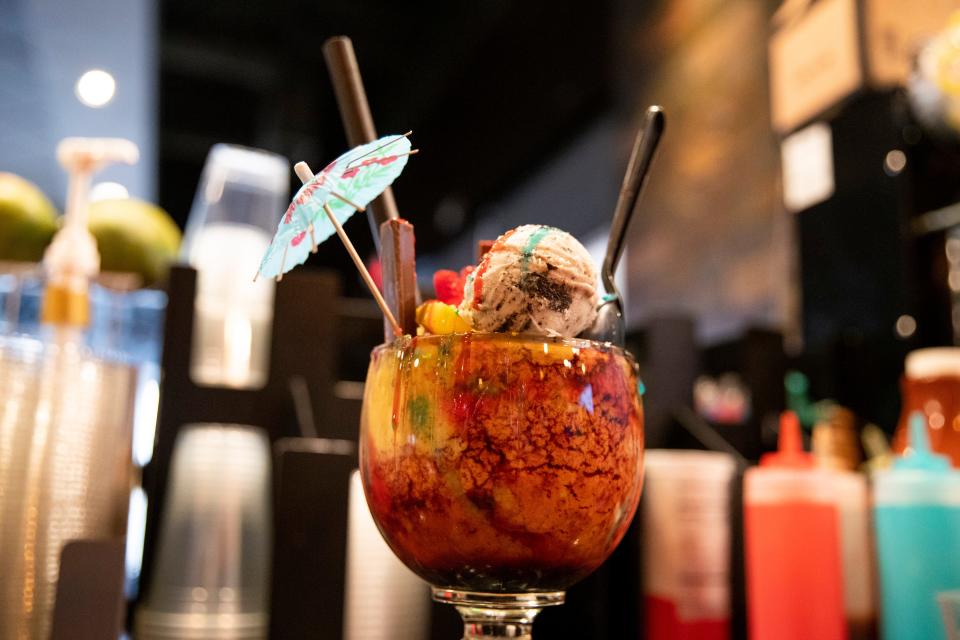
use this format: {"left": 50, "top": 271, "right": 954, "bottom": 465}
{"left": 157, "top": 0, "right": 789, "bottom": 342}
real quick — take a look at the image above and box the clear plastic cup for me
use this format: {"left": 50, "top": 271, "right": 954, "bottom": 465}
{"left": 135, "top": 424, "right": 272, "bottom": 640}
{"left": 343, "top": 469, "right": 430, "bottom": 640}
{"left": 642, "top": 450, "right": 737, "bottom": 640}
{"left": 180, "top": 145, "right": 289, "bottom": 390}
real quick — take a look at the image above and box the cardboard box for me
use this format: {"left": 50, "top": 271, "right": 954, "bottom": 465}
{"left": 769, "top": 0, "right": 960, "bottom": 133}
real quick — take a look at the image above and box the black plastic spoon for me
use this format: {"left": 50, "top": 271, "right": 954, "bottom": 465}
{"left": 582, "top": 105, "right": 665, "bottom": 346}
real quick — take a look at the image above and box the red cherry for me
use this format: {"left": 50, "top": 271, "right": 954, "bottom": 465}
{"left": 433, "top": 269, "right": 464, "bottom": 305}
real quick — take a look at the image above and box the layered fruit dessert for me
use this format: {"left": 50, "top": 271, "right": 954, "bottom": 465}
{"left": 360, "top": 225, "right": 644, "bottom": 593}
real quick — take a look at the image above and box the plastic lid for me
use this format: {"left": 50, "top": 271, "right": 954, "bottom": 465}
{"left": 894, "top": 412, "right": 951, "bottom": 472}
{"left": 760, "top": 411, "right": 814, "bottom": 468}
{"left": 644, "top": 450, "right": 738, "bottom": 480}
{"left": 874, "top": 412, "right": 960, "bottom": 505}
{"left": 905, "top": 347, "right": 960, "bottom": 379}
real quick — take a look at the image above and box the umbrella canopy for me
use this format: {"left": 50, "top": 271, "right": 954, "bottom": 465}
{"left": 256, "top": 134, "right": 412, "bottom": 280}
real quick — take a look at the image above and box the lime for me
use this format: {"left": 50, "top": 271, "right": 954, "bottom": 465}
{"left": 0, "top": 172, "right": 58, "bottom": 262}
{"left": 89, "top": 198, "right": 181, "bottom": 285}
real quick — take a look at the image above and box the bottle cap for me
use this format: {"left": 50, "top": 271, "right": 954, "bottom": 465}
{"left": 760, "top": 411, "right": 814, "bottom": 468}
{"left": 905, "top": 347, "right": 960, "bottom": 380}
{"left": 894, "top": 411, "right": 951, "bottom": 472}
{"left": 874, "top": 412, "right": 960, "bottom": 506}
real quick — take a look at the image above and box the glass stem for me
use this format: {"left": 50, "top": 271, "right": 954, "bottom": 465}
{"left": 432, "top": 588, "right": 565, "bottom": 640}
{"left": 458, "top": 605, "right": 537, "bottom": 639}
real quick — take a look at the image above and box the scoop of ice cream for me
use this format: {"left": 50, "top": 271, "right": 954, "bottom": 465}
{"left": 458, "top": 225, "right": 599, "bottom": 336}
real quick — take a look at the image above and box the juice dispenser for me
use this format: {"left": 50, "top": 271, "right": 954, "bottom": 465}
{"left": 875, "top": 412, "right": 960, "bottom": 640}
{"left": 0, "top": 139, "right": 139, "bottom": 638}
{"left": 744, "top": 412, "right": 874, "bottom": 640}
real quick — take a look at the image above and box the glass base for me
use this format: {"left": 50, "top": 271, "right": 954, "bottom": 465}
{"left": 432, "top": 588, "right": 565, "bottom": 639}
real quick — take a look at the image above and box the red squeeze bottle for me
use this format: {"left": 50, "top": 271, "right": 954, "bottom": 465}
{"left": 744, "top": 412, "right": 847, "bottom": 640}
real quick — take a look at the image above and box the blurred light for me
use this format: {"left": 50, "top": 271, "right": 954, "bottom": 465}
{"left": 132, "top": 369, "right": 160, "bottom": 467}
{"left": 785, "top": 370, "right": 809, "bottom": 394}
{"left": 90, "top": 181, "right": 129, "bottom": 202}
{"left": 124, "top": 486, "right": 147, "bottom": 596}
{"left": 884, "top": 150, "right": 907, "bottom": 176}
{"left": 946, "top": 238, "right": 960, "bottom": 263}
{"left": 579, "top": 384, "right": 594, "bottom": 414}
{"left": 949, "top": 271, "right": 960, "bottom": 292}
{"left": 75, "top": 69, "right": 116, "bottom": 108}
{"left": 224, "top": 310, "right": 253, "bottom": 386}
{"left": 895, "top": 314, "right": 917, "bottom": 338}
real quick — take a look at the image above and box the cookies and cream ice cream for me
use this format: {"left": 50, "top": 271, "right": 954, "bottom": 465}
{"left": 458, "top": 224, "right": 599, "bottom": 336}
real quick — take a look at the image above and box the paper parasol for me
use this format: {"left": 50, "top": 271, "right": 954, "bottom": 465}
{"left": 256, "top": 134, "right": 414, "bottom": 280}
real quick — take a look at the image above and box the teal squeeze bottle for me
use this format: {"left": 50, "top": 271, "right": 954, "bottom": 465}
{"left": 874, "top": 412, "right": 960, "bottom": 640}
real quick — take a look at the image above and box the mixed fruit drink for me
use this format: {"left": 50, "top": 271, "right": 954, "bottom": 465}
{"left": 358, "top": 224, "right": 644, "bottom": 639}
{"left": 360, "top": 332, "right": 644, "bottom": 593}
{"left": 252, "top": 115, "right": 651, "bottom": 638}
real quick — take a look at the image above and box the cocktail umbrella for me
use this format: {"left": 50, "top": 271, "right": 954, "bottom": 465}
{"left": 255, "top": 134, "right": 414, "bottom": 281}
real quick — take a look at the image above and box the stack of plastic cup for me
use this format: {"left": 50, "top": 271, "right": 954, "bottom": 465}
{"left": 135, "top": 424, "right": 272, "bottom": 639}
{"left": 874, "top": 413, "right": 960, "bottom": 640}
{"left": 181, "top": 145, "right": 288, "bottom": 391}
{"left": 641, "top": 450, "right": 737, "bottom": 640}
{"left": 343, "top": 470, "right": 430, "bottom": 640}
{"left": 0, "top": 334, "right": 135, "bottom": 638}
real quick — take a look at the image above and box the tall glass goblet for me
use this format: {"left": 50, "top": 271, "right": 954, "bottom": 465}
{"left": 360, "top": 333, "right": 645, "bottom": 639}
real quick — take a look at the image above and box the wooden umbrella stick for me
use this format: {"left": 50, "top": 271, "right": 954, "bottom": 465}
{"left": 308, "top": 224, "right": 318, "bottom": 253}
{"left": 323, "top": 202, "right": 402, "bottom": 337}
{"left": 329, "top": 192, "right": 366, "bottom": 211}
{"left": 294, "top": 162, "right": 403, "bottom": 337}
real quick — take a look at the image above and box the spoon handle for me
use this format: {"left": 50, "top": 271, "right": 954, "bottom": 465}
{"left": 603, "top": 106, "right": 665, "bottom": 293}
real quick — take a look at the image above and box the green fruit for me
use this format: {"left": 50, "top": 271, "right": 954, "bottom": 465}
{"left": 89, "top": 198, "right": 181, "bottom": 285}
{"left": 0, "top": 172, "right": 59, "bottom": 262}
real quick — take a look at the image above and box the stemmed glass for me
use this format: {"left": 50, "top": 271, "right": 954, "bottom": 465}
{"left": 359, "top": 332, "right": 644, "bottom": 639}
